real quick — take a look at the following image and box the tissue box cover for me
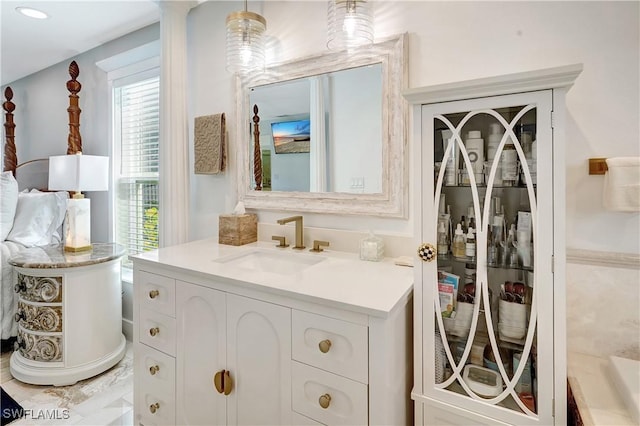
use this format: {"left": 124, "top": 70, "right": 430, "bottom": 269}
{"left": 219, "top": 213, "right": 257, "bottom": 246}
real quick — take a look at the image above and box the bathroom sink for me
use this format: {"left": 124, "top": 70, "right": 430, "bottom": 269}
{"left": 215, "top": 249, "right": 325, "bottom": 275}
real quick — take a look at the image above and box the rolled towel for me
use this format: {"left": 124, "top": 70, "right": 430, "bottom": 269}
{"left": 194, "top": 113, "right": 226, "bottom": 174}
{"left": 604, "top": 157, "right": 640, "bottom": 212}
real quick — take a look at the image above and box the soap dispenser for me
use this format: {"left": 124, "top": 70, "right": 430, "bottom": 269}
{"left": 360, "top": 231, "right": 384, "bottom": 262}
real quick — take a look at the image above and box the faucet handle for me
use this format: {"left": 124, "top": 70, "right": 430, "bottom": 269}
{"left": 272, "top": 235, "right": 289, "bottom": 248}
{"left": 310, "top": 240, "right": 329, "bottom": 253}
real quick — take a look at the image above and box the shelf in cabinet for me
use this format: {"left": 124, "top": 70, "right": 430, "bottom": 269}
{"left": 441, "top": 184, "right": 537, "bottom": 190}
{"left": 438, "top": 254, "right": 533, "bottom": 272}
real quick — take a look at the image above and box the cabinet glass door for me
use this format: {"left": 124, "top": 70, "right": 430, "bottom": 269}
{"left": 421, "top": 90, "right": 553, "bottom": 424}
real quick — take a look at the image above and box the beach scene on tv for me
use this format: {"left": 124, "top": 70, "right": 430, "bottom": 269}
{"left": 271, "top": 119, "right": 311, "bottom": 154}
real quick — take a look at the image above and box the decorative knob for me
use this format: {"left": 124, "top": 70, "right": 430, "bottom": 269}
{"left": 318, "top": 339, "right": 332, "bottom": 353}
{"left": 14, "top": 282, "right": 26, "bottom": 293}
{"left": 149, "top": 365, "right": 160, "bottom": 375}
{"left": 417, "top": 243, "right": 437, "bottom": 262}
{"left": 149, "top": 289, "right": 160, "bottom": 299}
{"left": 319, "top": 393, "right": 331, "bottom": 409}
{"left": 149, "top": 403, "right": 160, "bottom": 414}
{"left": 14, "top": 311, "right": 26, "bottom": 322}
{"left": 149, "top": 327, "right": 160, "bottom": 337}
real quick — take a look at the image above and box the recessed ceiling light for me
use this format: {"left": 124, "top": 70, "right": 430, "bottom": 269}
{"left": 15, "top": 7, "right": 49, "bottom": 20}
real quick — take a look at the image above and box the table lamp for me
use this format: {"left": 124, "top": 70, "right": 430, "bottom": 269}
{"left": 48, "top": 153, "right": 109, "bottom": 252}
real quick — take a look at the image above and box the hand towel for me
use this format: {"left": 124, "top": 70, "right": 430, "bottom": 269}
{"left": 194, "top": 113, "right": 226, "bottom": 174}
{"left": 604, "top": 157, "right": 640, "bottom": 212}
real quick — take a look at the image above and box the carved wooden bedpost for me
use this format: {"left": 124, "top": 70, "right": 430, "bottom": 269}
{"left": 66, "top": 61, "right": 82, "bottom": 154}
{"left": 253, "top": 104, "right": 262, "bottom": 191}
{"left": 3, "top": 87, "right": 17, "bottom": 175}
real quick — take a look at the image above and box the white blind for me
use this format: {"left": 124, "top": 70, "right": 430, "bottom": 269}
{"left": 114, "top": 75, "right": 160, "bottom": 266}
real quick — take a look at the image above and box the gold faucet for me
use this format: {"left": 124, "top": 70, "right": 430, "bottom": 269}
{"left": 276, "top": 215, "right": 305, "bottom": 249}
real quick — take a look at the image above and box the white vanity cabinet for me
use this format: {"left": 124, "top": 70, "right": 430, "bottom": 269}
{"left": 404, "top": 65, "right": 582, "bottom": 426}
{"left": 132, "top": 242, "right": 413, "bottom": 426}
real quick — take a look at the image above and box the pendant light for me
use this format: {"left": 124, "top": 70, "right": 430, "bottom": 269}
{"left": 226, "top": 1, "right": 267, "bottom": 74}
{"left": 327, "top": 0, "right": 373, "bottom": 50}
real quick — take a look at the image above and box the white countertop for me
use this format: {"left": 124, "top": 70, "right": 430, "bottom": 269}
{"left": 130, "top": 238, "right": 414, "bottom": 318}
{"left": 568, "top": 351, "right": 636, "bottom": 426}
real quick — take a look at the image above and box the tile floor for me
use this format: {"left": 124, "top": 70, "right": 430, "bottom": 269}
{"left": 1, "top": 343, "right": 133, "bottom": 425}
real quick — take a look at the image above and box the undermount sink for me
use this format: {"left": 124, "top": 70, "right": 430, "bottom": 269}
{"left": 215, "top": 249, "right": 325, "bottom": 275}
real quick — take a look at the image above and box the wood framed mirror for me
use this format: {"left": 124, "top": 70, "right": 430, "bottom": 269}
{"left": 236, "top": 33, "right": 407, "bottom": 217}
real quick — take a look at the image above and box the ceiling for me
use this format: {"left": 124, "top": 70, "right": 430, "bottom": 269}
{"left": 1, "top": 1, "right": 161, "bottom": 85}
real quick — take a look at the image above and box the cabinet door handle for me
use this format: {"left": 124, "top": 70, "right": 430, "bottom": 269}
{"left": 214, "top": 370, "right": 224, "bottom": 394}
{"left": 149, "top": 289, "right": 160, "bottom": 299}
{"left": 14, "top": 338, "right": 26, "bottom": 350}
{"left": 149, "top": 402, "right": 160, "bottom": 414}
{"left": 319, "top": 393, "right": 331, "bottom": 409}
{"left": 223, "top": 370, "right": 233, "bottom": 395}
{"left": 149, "top": 327, "right": 160, "bottom": 337}
{"left": 14, "top": 282, "right": 26, "bottom": 293}
{"left": 417, "top": 243, "right": 437, "bottom": 262}
{"left": 318, "top": 339, "right": 332, "bottom": 353}
{"left": 149, "top": 365, "right": 160, "bottom": 375}
{"left": 14, "top": 310, "right": 26, "bottom": 322}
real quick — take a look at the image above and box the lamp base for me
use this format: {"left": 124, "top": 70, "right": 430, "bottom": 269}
{"left": 64, "top": 198, "right": 92, "bottom": 252}
{"left": 64, "top": 244, "right": 93, "bottom": 253}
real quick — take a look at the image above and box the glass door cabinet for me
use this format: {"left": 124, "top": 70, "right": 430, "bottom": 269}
{"left": 404, "top": 65, "right": 582, "bottom": 426}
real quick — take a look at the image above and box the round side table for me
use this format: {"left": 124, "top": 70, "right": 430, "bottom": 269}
{"left": 9, "top": 243, "right": 126, "bottom": 386}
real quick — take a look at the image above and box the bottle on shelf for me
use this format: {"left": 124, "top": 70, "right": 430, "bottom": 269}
{"left": 462, "top": 130, "right": 485, "bottom": 185}
{"left": 501, "top": 137, "right": 519, "bottom": 186}
{"left": 465, "top": 227, "right": 476, "bottom": 260}
{"left": 452, "top": 224, "right": 466, "bottom": 259}
{"left": 437, "top": 221, "right": 449, "bottom": 258}
{"left": 442, "top": 129, "right": 458, "bottom": 186}
{"left": 486, "top": 123, "right": 504, "bottom": 186}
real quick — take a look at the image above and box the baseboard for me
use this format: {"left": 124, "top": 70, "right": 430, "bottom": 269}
{"left": 122, "top": 318, "right": 133, "bottom": 341}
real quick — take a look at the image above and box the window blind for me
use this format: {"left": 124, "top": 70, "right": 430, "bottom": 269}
{"left": 114, "top": 76, "right": 159, "bottom": 266}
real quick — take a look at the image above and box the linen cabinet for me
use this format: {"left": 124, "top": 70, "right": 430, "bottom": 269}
{"left": 404, "top": 64, "right": 582, "bottom": 425}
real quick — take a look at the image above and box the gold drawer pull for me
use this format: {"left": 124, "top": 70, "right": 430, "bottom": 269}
{"left": 149, "top": 289, "right": 160, "bottom": 299}
{"left": 149, "top": 365, "right": 160, "bottom": 375}
{"left": 149, "top": 402, "right": 160, "bottom": 414}
{"left": 319, "top": 393, "right": 331, "bottom": 409}
{"left": 318, "top": 339, "right": 332, "bottom": 353}
{"left": 149, "top": 327, "right": 160, "bottom": 337}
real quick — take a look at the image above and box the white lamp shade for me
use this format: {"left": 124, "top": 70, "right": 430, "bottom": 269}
{"left": 49, "top": 154, "right": 109, "bottom": 192}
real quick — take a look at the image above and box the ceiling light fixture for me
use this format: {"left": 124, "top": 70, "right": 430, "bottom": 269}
{"left": 327, "top": 0, "right": 373, "bottom": 51}
{"left": 225, "top": 0, "right": 267, "bottom": 75}
{"left": 15, "top": 6, "right": 49, "bottom": 20}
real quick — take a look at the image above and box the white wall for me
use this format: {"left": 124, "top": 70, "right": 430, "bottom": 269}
{"left": 188, "top": 1, "right": 639, "bottom": 254}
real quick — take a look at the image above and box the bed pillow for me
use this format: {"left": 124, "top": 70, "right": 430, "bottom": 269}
{"left": 6, "top": 191, "right": 67, "bottom": 247}
{"left": 28, "top": 189, "right": 68, "bottom": 244}
{"left": 0, "top": 171, "right": 19, "bottom": 241}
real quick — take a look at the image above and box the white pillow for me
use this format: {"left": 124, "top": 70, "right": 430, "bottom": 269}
{"left": 27, "top": 189, "right": 68, "bottom": 244}
{"left": 6, "top": 191, "right": 68, "bottom": 247}
{"left": 0, "top": 171, "right": 19, "bottom": 241}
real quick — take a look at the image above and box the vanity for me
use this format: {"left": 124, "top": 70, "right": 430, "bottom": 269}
{"left": 131, "top": 239, "right": 413, "bottom": 425}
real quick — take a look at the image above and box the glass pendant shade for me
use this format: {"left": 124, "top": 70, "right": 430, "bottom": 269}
{"left": 327, "top": 0, "right": 373, "bottom": 50}
{"left": 226, "top": 10, "right": 267, "bottom": 74}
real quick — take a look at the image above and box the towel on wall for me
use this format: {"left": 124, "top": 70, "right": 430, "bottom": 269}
{"left": 604, "top": 157, "right": 640, "bottom": 212}
{"left": 194, "top": 113, "right": 226, "bottom": 174}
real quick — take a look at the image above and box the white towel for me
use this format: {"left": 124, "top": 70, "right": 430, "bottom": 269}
{"left": 604, "top": 157, "right": 640, "bottom": 212}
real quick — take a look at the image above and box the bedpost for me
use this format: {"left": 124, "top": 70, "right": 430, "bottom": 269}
{"left": 66, "top": 61, "right": 82, "bottom": 154}
{"left": 253, "top": 104, "right": 262, "bottom": 191}
{"left": 3, "top": 87, "right": 17, "bottom": 175}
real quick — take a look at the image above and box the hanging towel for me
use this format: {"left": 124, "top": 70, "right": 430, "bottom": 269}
{"left": 194, "top": 113, "right": 226, "bottom": 174}
{"left": 603, "top": 157, "right": 640, "bottom": 212}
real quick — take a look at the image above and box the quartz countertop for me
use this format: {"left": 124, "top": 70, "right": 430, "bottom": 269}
{"left": 9, "top": 243, "right": 126, "bottom": 269}
{"left": 130, "top": 238, "right": 414, "bottom": 318}
{"left": 567, "top": 351, "right": 636, "bottom": 425}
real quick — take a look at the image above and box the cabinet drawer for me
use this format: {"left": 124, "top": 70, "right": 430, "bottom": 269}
{"left": 136, "top": 386, "right": 175, "bottom": 426}
{"left": 292, "top": 361, "right": 368, "bottom": 426}
{"left": 292, "top": 310, "right": 368, "bottom": 383}
{"left": 139, "top": 308, "right": 176, "bottom": 357}
{"left": 138, "top": 271, "right": 175, "bottom": 317}
{"left": 16, "top": 300, "right": 62, "bottom": 333}
{"left": 17, "top": 328, "right": 63, "bottom": 362}
{"left": 136, "top": 343, "right": 175, "bottom": 397}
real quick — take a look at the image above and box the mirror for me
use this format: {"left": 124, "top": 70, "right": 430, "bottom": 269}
{"left": 236, "top": 33, "right": 407, "bottom": 217}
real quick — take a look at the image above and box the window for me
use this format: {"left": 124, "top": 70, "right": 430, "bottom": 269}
{"left": 113, "top": 73, "right": 160, "bottom": 267}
